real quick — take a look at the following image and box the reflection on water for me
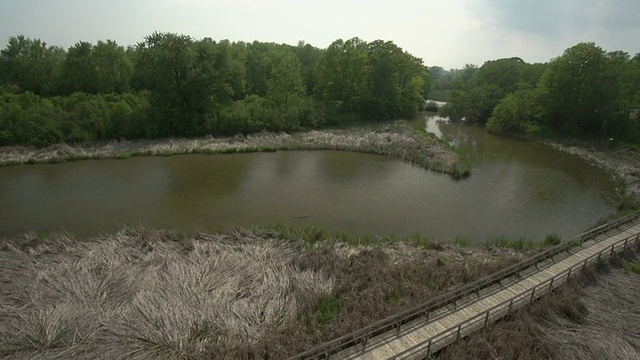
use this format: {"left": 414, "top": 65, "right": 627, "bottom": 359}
{"left": 0, "top": 119, "right": 619, "bottom": 241}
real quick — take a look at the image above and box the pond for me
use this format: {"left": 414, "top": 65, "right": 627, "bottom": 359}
{"left": 0, "top": 114, "right": 618, "bottom": 241}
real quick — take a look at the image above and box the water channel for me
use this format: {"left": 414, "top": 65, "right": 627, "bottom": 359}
{"left": 0, "top": 113, "right": 618, "bottom": 241}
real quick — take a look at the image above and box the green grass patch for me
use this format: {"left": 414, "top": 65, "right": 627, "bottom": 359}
{"left": 624, "top": 262, "right": 640, "bottom": 275}
{"left": 384, "top": 289, "right": 405, "bottom": 304}
{"left": 484, "top": 236, "right": 539, "bottom": 250}
{"left": 452, "top": 236, "right": 472, "bottom": 247}
{"left": 113, "top": 153, "right": 132, "bottom": 159}
{"left": 315, "top": 295, "right": 342, "bottom": 325}
{"left": 543, "top": 233, "right": 562, "bottom": 246}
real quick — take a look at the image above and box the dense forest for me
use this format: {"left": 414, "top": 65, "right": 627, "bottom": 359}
{"left": 0, "top": 34, "right": 429, "bottom": 146}
{"left": 436, "top": 43, "right": 640, "bottom": 144}
{"left": 1, "top": 35, "right": 638, "bottom": 147}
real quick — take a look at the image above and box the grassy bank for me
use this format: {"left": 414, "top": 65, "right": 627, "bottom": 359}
{"left": 0, "top": 227, "right": 537, "bottom": 359}
{"left": 0, "top": 120, "right": 471, "bottom": 178}
{"left": 437, "top": 246, "right": 640, "bottom": 359}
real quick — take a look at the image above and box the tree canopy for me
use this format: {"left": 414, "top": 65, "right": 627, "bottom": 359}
{"left": 440, "top": 42, "right": 640, "bottom": 144}
{"left": 0, "top": 34, "right": 430, "bottom": 146}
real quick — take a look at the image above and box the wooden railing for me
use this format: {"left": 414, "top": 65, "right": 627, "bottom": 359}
{"left": 393, "top": 231, "right": 640, "bottom": 359}
{"left": 289, "top": 211, "right": 640, "bottom": 360}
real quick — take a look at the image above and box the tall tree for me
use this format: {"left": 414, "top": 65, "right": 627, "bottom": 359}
{"left": 316, "top": 38, "right": 369, "bottom": 116}
{"left": 0, "top": 35, "right": 64, "bottom": 95}
{"left": 539, "top": 42, "right": 609, "bottom": 135}
{"left": 134, "top": 32, "right": 219, "bottom": 137}
{"left": 61, "top": 41, "right": 97, "bottom": 94}
{"left": 92, "top": 40, "right": 133, "bottom": 93}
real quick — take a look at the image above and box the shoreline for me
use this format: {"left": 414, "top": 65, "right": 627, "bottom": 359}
{"left": 542, "top": 141, "right": 640, "bottom": 209}
{"left": 0, "top": 121, "right": 471, "bottom": 178}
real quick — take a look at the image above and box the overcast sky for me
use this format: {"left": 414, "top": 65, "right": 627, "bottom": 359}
{"left": 1, "top": 0, "right": 638, "bottom": 69}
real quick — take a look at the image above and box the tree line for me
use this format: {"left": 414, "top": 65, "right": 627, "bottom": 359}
{"left": 0, "top": 33, "right": 430, "bottom": 146}
{"left": 438, "top": 43, "right": 640, "bottom": 144}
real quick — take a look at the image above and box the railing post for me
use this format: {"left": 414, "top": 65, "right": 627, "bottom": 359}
{"left": 396, "top": 322, "right": 401, "bottom": 337}
{"left": 583, "top": 259, "right": 588, "bottom": 269}
{"left": 362, "top": 335, "right": 369, "bottom": 353}
{"left": 426, "top": 339, "right": 432, "bottom": 357}
{"left": 484, "top": 310, "right": 490, "bottom": 326}
{"left": 549, "top": 278, "right": 554, "bottom": 292}
{"left": 456, "top": 324, "right": 462, "bottom": 341}
{"left": 507, "top": 298, "right": 514, "bottom": 314}
{"left": 610, "top": 244, "right": 615, "bottom": 257}
{"left": 424, "top": 310, "right": 429, "bottom": 322}
{"left": 530, "top": 288, "right": 536, "bottom": 303}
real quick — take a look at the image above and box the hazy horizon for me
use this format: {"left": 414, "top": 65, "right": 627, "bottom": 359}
{"left": 1, "top": 0, "right": 638, "bottom": 69}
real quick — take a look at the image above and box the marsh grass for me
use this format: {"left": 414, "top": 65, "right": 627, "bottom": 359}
{"left": 0, "top": 121, "right": 471, "bottom": 178}
{"left": 483, "top": 236, "right": 541, "bottom": 250}
{"left": 452, "top": 236, "right": 472, "bottom": 247}
{"left": 0, "top": 227, "right": 526, "bottom": 359}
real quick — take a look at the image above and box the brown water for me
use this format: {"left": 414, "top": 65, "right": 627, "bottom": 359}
{"left": 0, "top": 114, "right": 618, "bottom": 241}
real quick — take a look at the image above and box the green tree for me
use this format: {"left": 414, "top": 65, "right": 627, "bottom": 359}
{"left": 316, "top": 38, "right": 369, "bottom": 118}
{"left": 487, "top": 85, "right": 542, "bottom": 134}
{"left": 0, "top": 35, "right": 64, "bottom": 95}
{"left": 441, "top": 58, "right": 537, "bottom": 123}
{"left": 134, "top": 32, "right": 221, "bottom": 137}
{"left": 539, "top": 42, "right": 609, "bottom": 135}
{"left": 92, "top": 40, "right": 133, "bottom": 93}
{"left": 61, "top": 41, "right": 97, "bottom": 94}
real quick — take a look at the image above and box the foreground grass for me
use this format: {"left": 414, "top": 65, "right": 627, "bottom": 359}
{"left": 0, "top": 227, "right": 532, "bottom": 359}
{"left": 437, "top": 248, "right": 640, "bottom": 360}
{"left": 0, "top": 120, "right": 471, "bottom": 178}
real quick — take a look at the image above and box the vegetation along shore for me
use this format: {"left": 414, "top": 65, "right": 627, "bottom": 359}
{"left": 0, "top": 121, "right": 471, "bottom": 178}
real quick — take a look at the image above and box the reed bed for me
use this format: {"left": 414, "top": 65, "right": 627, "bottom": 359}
{"left": 0, "top": 227, "right": 527, "bottom": 359}
{"left": 0, "top": 121, "right": 470, "bottom": 178}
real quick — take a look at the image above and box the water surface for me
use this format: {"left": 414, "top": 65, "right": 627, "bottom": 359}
{"left": 0, "top": 115, "right": 618, "bottom": 241}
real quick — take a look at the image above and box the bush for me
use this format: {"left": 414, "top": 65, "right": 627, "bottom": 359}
{"left": 424, "top": 100, "right": 439, "bottom": 112}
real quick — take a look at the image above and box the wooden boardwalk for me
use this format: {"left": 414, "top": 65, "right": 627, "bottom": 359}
{"left": 290, "top": 213, "right": 640, "bottom": 360}
{"left": 339, "top": 221, "right": 640, "bottom": 359}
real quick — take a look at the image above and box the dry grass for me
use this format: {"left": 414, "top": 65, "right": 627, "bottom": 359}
{"left": 0, "top": 227, "right": 527, "bottom": 359}
{"left": 0, "top": 121, "right": 470, "bottom": 178}
{"left": 437, "top": 250, "right": 640, "bottom": 360}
